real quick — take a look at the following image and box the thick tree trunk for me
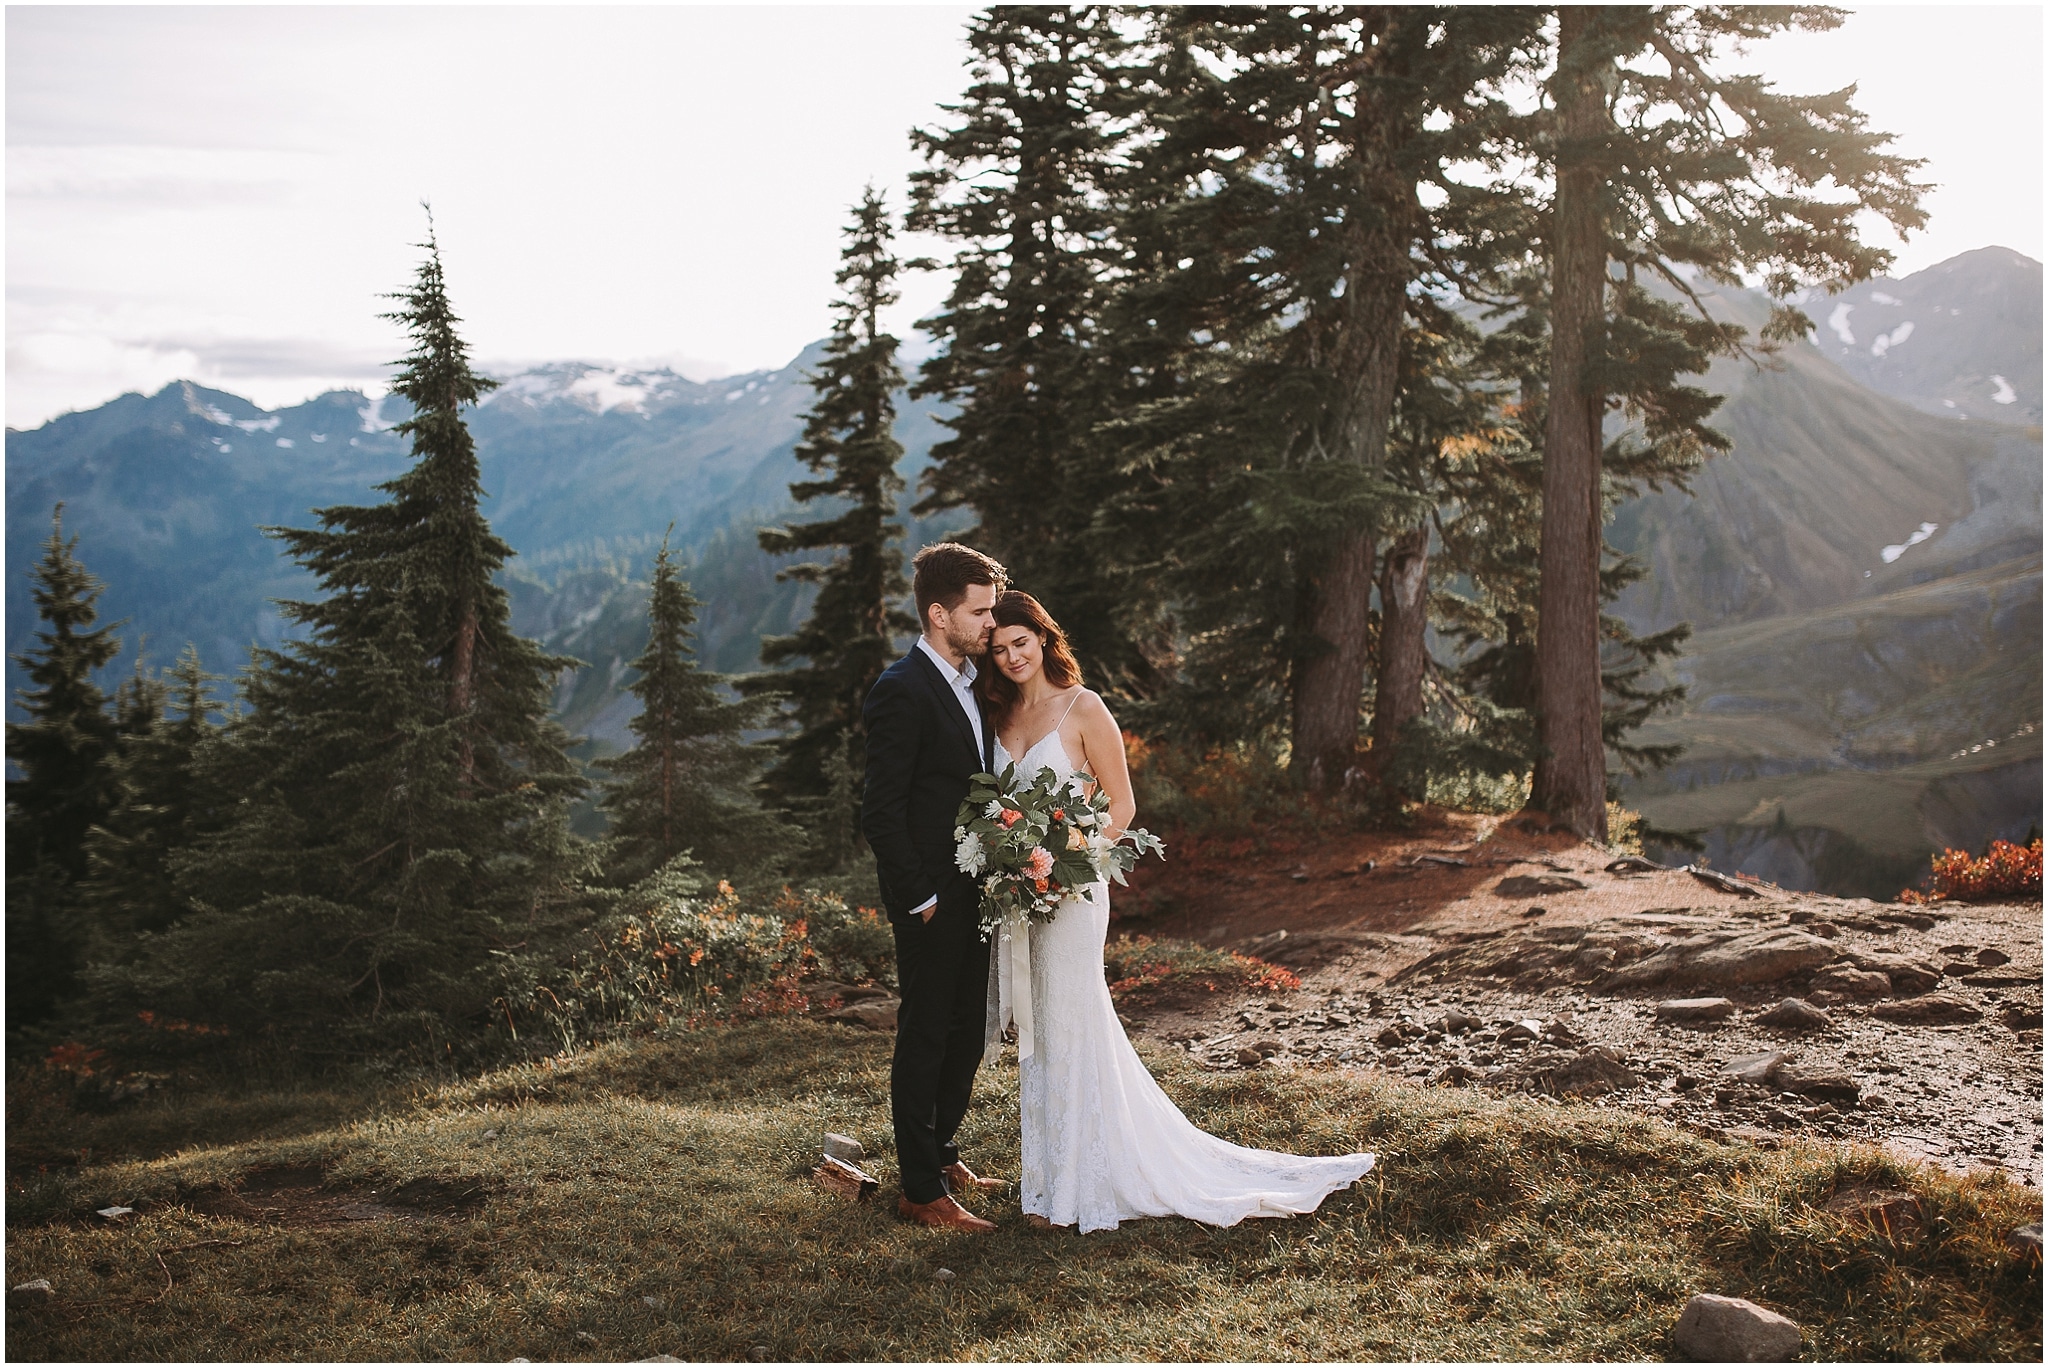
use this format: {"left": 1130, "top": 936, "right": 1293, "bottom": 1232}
{"left": 1531, "top": 6, "right": 1611, "bottom": 841}
{"left": 1371, "top": 524, "right": 1430, "bottom": 771}
{"left": 1289, "top": 240, "right": 1407, "bottom": 790}
{"left": 1291, "top": 528, "right": 1377, "bottom": 789}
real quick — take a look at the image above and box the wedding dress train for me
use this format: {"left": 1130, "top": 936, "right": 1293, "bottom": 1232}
{"left": 987, "top": 727, "right": 1376, "bottom": 1233}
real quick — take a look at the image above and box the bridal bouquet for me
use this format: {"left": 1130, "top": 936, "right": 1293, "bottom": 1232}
{"left": 953, "top": 764, "right": 1166, "bottom": 935}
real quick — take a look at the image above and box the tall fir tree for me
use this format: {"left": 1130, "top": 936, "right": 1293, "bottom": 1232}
{"left": 80, "top": 646, "right": 225, "bottom": 948}
{"left": 599, "top": 533, "right": 785, "bottom": 885}
{"left": 909, "top": 7, "right": 1164, "bottom": 692}
{"left": 6, "top": 504, "right": 124, "bottom": 1026}
{"left": 1527, "top": 5, "right": 1925, "bottom": 838}
{"left": 1096, "top": 6, "right": 1546, "bottom": 784}
{"left": 98, "top": 225, "right": 587, "bottom": 1049}
{"left": 741, "top": 188, "right": 917, "bottom": 867}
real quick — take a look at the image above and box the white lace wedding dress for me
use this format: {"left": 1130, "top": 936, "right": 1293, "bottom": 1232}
{"left": 987, "top": 727, "right": 1376, "bottom": 1233}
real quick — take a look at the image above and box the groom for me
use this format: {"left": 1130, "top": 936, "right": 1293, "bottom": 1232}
{"left": 861, "top": 542, "right": 1008, "bottom": 1232}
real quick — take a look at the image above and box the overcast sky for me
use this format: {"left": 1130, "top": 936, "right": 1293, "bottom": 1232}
{"left": 8, "top": 4, "right": 2042, "bottom": 429}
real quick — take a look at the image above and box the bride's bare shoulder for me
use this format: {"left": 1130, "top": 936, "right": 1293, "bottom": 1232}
{"left": 1072, "top": 688, "right": 1117, "bottom": 727}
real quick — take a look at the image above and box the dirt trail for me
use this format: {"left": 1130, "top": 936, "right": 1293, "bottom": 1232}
{"left": 1113, "top": 811, "right": 2044, "bottom": 1186}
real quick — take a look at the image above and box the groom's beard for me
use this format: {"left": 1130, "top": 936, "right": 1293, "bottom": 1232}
{"left": 944, "top": 624, "right": 988, "bottom": 661}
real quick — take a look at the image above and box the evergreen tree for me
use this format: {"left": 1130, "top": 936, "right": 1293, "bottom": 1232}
{"left": 6, "top": 504, "right": 124, "bottom": 1025}
{"left": 1096, "top": 6, "right": 1546, "bottom": 785}
{"left": 80, "top": 646, "right": 224, "bottom": 946}
{"left": 98, "top": 226, "right": 587, "bottom": 1049}
{"left": 741, "top": 188, "right": 917, "bottom": 866}
{"left": 1528, "top": 5, "right": 1925, "bottom": 838}
{"left": 599, "top": 534, "right": 784, "bottom": 884}
{"left": 909, "top": 7, "right": 1165, "bottom": 692}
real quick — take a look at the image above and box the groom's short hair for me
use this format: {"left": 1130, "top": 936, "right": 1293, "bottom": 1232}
{"left": 912, "top": 543, "right": 1007, "bottom": 628}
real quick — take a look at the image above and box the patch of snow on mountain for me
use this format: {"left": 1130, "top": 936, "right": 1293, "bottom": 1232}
{"left": 1869, "top": 291, "right": 1901, "bottom": 305}
{"left": 563, "top": 368, "right": 672, "bottom": 414}
{"left": 310, "top": 433, "right": 327, "bottom": 443}
{"left": 1869, "top": 321, "right": 1914, "bottom": 357}
{"left": 235, "top": 415, "right": 281, "bottom": 433}
{"left": 1827, "top": 302, "right": 1855, "bottom": 346}
{"left": 202, "top": 403, "right": 236, "bottom": 426}
{"left": 1880, "top": 521, "right": 1939, "bottom": 563}
{"left": 359, "top": 399, "right": 393, "bottom": 433}
{"left": 1990, "top": 375, "right": 2017, "bottom": 404}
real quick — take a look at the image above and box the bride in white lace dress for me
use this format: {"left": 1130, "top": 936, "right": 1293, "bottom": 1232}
{"left": 977, "top": 592, "right": 1375, "bottom": 1233}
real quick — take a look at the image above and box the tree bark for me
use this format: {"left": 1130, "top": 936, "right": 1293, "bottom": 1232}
{"left": 1531, "top": 6, "right": 1611, "bottom": 841}
{"left": 450, "top": 599, "right": 479, "bottom": 789}
{"left": 1291, "top": 527, "right": 1377, "bottom": 789}
{"left": 1371, "top": 524, "right": 1430, "bottom": 772}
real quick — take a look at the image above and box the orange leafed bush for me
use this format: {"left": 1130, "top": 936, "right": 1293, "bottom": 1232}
{"left": 1900, "top": 838, "right": 2042, "bottom": 903}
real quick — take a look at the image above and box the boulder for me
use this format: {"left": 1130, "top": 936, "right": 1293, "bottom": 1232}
{"left": 1870, "top": 996, "right": 1983, "bottom": 1025}
{"left": 1840, "top": 950, "right": 1944, "bottom": 995}
{"left": 1755, "top": 998, "right": 1833, "bottom": 1031}
{"left": 1825, "top": 1186, "right": 1923, "bottom": 1238}
{"left": 1545, "top": 1046, "right": 1642, "bottom": 1097}
{"left": 824, "top": 997, "right": 900, "bottom": 1030}
{"left": 1976, "top": 947, "right": 2013, "bottom": 968}
{"left": 2001, "top": 1000, "right": 2043, "bottom": 1031}
{"left": 1778, "top": 1067, "right": 1859, "bottom": 1106}
{"left": 1441, "top": 1010, "right": 1479, "bottom": 1035}
{"left": 1672, "top": 1293, "right": 1802, "bottom": 1362}
{"left": 1722, "top": 1051, "right": 1788, "bottom": 1086}
{"left": 1604, "top": 928, "right": 1837, "bottom": 991}
{"left": 1657, "top": 997, "right": 1737, "bottom": 1024}
{"left": 822, "top": 1132, "right": 865, "bottom": 1165}
{"left": 1809, "top": 964, "right": 1890, "bottom": 997}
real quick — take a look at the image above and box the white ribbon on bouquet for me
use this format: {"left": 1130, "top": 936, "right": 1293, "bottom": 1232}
{"left": 983, "top": 909, "right": 1035, "bottom": 1065}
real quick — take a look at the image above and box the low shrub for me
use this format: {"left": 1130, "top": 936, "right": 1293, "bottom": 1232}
{"left": 1900, "top": 838, "right": 2042, "bottom": 903}
{"left": 506, "top": 860, "right": 896, "bottom": 1051}
{"left": 1125, "top": 734, "right": 1326, "bottom": 837}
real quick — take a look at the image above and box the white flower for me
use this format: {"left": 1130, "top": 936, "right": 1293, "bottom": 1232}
{"left": 984, "top": 800, "right": 1006, "bottom": 820}
{"left": 953, "top": 825, "right": 967, "bottom": 842}
{"left": 956, "top": 831, "right": 988, "bottom": 876}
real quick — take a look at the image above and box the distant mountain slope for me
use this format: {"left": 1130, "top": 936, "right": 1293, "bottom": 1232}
{"left": 5, "top": 350, "right": 960, "bottom": 721}
{"left": 1609, "top": 247, "right": 2042, "bottom": 893}
{"left": 1799, "top": 245, "right": 2042, "bottom": 425}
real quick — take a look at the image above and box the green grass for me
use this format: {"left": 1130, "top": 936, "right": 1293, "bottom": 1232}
{"left": 7, "top": 1018, "right": 2040, "bottom": 1361}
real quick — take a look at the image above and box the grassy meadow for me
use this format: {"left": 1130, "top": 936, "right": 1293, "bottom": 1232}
{"left": 7, "top": 1017, "right": 2041, "bottom": 1362}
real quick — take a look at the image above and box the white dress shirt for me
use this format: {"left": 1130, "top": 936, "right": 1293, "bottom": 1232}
{"left": 911, "top": 635, "right": 983, "bottom": 917}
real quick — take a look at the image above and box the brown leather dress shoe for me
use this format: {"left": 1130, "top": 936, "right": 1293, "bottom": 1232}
{"left": 898, "top": 1194, "right": 997, "bottom": 1232}
{"left": 941, "top": 1161, "right": 1005, "bottom": 1194}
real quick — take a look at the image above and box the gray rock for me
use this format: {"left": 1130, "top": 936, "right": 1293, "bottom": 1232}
{"left": 1606, "top": 928, "right": 1838, "bottom": 991}
{"left": 1672, "top": 1293, "right": 1802, "bottom": 1361}
{"left": 1657, "top": 997, "right": 1737, "bottom": 1024}
{"left": 932, "top": 1267, "right": 956, "bottom": 1282}
{"left": 10, "top": 1278, "right": 53, "bottom": 1297}
{"left": 1235, "top": 1047, "right": 1264, "bottom": 1067}
{"left": 1496, "top": 874, "right": 1588, "bottom": 898}
{"left": 1809, "top": 964, "right": 1890, "bottom": 997}
{"left": 1779, "top": 1067, "right": 1859, "bottom": 1105}
{"left": 2009, "top": 1223, "right": 2042, "bottom": 1258}
{"left": 1496, "top": 1019, "right": 1541, "bottom": 1044}
{"left": 1976, "top": 947, "right": 2012, "bottom": 968}
{"left": 1547, "top": 1046, "right": 1642, "bottom": 1097}
{"left": 1755, "top": 998, "right": 1833, "bottom": 1031}
{"left": 1441, "top": 1010, "right": 1479, "bottom": 1035}
{"left": 824, "top": 997, "right": 900, "bottom": 1030}
{"left": 1722, "top": 1051, "right": 1788, "bottom": 1086}
{"left": 1375, "top": 1026, "right": 1405, "bottom": 1048}
{"left": 95, "top": 1206, "right": 133, "bottom": 1220}
{"left": 1252, "top": 1038, "right": 1284, "bottom": 1057}
{"left": 1841, "top": 950, "right": 1943, "bottom": 995}
{"left": 822, "top": 1132, "right": 865, "bottom": 1164}
{"left": 1870, "top": 995, "right": 1983, "bottom": 1025}
{"left": 2002, "top": 1000, "right": 2043, "bottom": 1031}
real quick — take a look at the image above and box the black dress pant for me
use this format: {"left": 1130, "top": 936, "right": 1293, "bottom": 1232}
{"left": 890, "top": 903, "right": 991, "bottom": 1204}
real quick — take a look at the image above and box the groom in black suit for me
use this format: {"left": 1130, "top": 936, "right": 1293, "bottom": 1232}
{"left": 861, "top": 542, "right": 1008, "bottom": 1232}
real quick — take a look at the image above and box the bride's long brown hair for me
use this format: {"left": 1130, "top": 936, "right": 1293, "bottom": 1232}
{"left": 977, "top": 591, "right": 1084, "bottom": 727}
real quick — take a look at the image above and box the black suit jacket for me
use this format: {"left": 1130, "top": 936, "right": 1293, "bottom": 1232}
{"left": 861, "top": 647, "right": 994, "bottom": 924}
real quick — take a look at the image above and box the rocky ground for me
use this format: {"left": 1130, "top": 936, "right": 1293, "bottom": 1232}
{"left": 1114, "top": 811, "right": 2044, "bottom": 1185}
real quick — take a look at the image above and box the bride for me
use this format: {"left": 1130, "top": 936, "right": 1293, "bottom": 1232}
{"left": 977, "top": 590, "right": 1376, "bottom": 1233}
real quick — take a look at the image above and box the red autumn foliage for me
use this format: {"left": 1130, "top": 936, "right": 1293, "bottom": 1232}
{"left": 1900, "top": 838, "right": 2042, "bottom": 904}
